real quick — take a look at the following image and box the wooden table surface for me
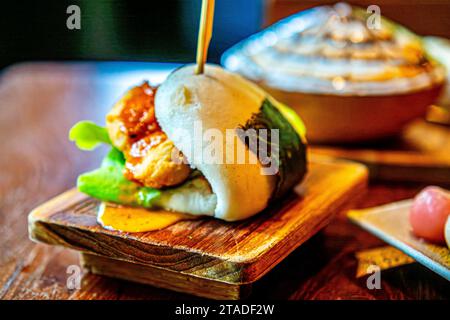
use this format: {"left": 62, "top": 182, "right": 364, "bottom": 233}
{"left": 0, "top": 63, "right": 449, "bottom": 300}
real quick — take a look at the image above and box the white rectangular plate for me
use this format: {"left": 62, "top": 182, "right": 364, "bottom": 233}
{"left": 348, "top": 200, "right": 449, "bottom": 281}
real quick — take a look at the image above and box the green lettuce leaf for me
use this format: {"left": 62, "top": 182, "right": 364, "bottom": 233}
{"left": 69, "top": 121, "right": 111, "bottom": 150}
{"left": 239, "top": 98, "right": 307, "bottom": 200}
{"left": 77, "top": 148, "right": 161, "bottom": 207}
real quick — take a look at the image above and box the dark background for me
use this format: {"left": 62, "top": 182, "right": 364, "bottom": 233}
{"left": 0, "top": 0, "right": 265, "bottom": 68}
{"left": 1, "top": 0, "right": 449, "bottom": 69}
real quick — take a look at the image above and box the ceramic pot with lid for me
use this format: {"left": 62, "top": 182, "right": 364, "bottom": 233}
{"left": 222, "top": 3, "right": 446, "bottom": 143}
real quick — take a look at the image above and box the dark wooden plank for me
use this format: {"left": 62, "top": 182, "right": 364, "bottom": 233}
{"left": 311, "top": 120, "right": 450, "bottom": 184}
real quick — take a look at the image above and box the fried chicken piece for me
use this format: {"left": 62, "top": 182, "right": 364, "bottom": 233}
{"left": 106, "top": 82, "right": 191, "bottom": 188}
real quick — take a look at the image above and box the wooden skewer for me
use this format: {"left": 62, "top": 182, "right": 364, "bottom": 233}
{"left": 195, "top": 0, "right": 215, "bottom": 75}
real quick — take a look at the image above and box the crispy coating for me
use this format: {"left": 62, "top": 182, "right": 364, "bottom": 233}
{"left": 106, "top": 82, "right": 191, "bottom": 188}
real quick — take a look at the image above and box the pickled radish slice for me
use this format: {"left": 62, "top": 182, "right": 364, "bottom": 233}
{"left": 409, "top": 186, "right": 450, "bottom": 244}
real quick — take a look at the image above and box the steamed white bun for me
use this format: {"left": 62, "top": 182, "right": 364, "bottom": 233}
{"left": 155, "top": 64, "right": 276, "bottom": 221}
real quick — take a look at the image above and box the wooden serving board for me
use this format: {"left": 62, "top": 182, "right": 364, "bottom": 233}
{"left": 28, "top": 157, "right": 368, "bottom": 299}
{"left": 311, "top": 120, "right": 450, "bottom": 184}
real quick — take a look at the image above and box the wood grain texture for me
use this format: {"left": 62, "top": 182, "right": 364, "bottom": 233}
{"left": 311, "top": 120, "right": 450, "bottom": 184}
{"left": 2, "top": 63, "right": 450, "bottom": 300}
{"left": 28, "top": 158, "right": 368, "bottom": 292}
{"left": 81, "top": 253, "right": 252, "bottom": 300}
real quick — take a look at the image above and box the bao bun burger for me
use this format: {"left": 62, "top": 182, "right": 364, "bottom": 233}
{"left": 69, "top": 64, "right": 307, "bottom": 231}
{"left": 222, "top": 3, "right": 446, "bottom": 143}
